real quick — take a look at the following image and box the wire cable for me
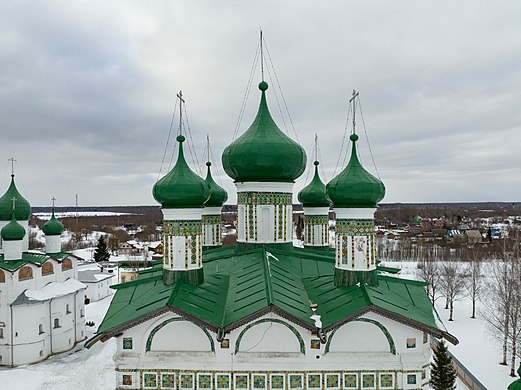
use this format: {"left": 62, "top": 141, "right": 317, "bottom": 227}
{"left": 183, "top": 104, "right": 203, "bottom": 176}
{"left": 158, "top": 99, "right": 178, "bottom": 180}
{"left": 358, "top": 96, "right": 382, "bottom": 180}
{"left": 333, "top": 103, "right": 352, "bottom": 177}
{"left": 265, "top": 63, "right": 289, "bottom": 135}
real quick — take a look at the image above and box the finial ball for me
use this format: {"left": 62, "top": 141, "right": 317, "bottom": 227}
{"left": 314, "top": 160, "right": 319, "bottom": 166}
{"left": 259, "top": 81, "right": 269, "bottom": 91}
{"left": 206, "top": 161, "right": 212, "bottom": 167}
{"left": 350, "top": 133, "right": 359, "bottom": 142}
{"left": 176, "top": 135, "right": 186, "bottom": 143}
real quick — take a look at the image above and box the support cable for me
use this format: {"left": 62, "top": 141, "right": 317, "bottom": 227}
{"left": 333, "top": 103, "right": 352, "bottom": 177}
{"left": 183, "top": 105, "right": 203, "bottom": 176}
{"left": 265, "top": 62, "right": 289, "bottom": 135}
{"left": 158, "top": 98, "right": 179, "bottom": 180}
{"left": 358, "top": 97, "right": 382, "bottom": 180}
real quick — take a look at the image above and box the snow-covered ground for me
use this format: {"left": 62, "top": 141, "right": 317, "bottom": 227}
{"left": 383, "top": 260, "right": 515, "bottom": 390}
{"left": 34, "top": 211, "right": 132, "bottom": 220}
{"left": 0, "top": 293, "right": 117, "bottom": 389}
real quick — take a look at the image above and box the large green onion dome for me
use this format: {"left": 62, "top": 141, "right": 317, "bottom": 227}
{"left": 42, "top": 209, "right": 64, "bottom": 236}
{"left": 508, "top": 364, "right": 521, "bottom": 390}
{"left": 222, "top": 81, "right": 306, "bottom": 182}
{"left": 0, "top": 175, "right": 31, "bottom": 221}
{"left": 153, "top": 135, "right": 210, "bottom": 208}
{"left": 298, "top": 161, "right": 331, "bottom": 207}
{"left": 1, "top": 214, "right": 26, "bottom": 241}
{"left": 204, "top": 162, "right": 228, "bottom": 207}
{"left": 327, "top": 134, "right": 385, "bottom": 208}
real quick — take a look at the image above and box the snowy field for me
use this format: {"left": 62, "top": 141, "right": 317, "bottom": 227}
{"left": 384, "top": 261, "right": 515, "bottom": 390}
{"left": 34, "top": 211, "right": 132, "bottom": 220}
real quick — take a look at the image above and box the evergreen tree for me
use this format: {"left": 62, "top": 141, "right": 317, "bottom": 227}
{"left": 94, "top": 235, "right": 110, "bottom": 262}
{"left": 430, "top": 339, "right": 457, "bottom": 390}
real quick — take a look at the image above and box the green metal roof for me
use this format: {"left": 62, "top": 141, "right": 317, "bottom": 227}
{"left": 327, "top": 134, "right": 385, "bottom": 208}
{"left": 42, "top": 209, "right": 64, "bottom": 236}
{"left": 0, "top": 175, "right": 31, "bottom": 221}
{"left": 153, "top": 135, "right": 210, "bottom": 208}
{"left": 222, "top": 81, "right": 307, "bottom": 183}
{"left": 0, "top": 251, "right": 72, "bottom": 271}
{"left": 509, "top": 364, "right": 521, "bottom": 390}
{"left": 1, "top": 215, "right": 26, "bottom": 241}
{"left": 97, "top": 244, "right": 456, "bottom": 344}
{"left": 298, "top": 161, "right": 331, "bottom": 207}
{"left": 204, "top": 162, "right": 228, "bottom": 207}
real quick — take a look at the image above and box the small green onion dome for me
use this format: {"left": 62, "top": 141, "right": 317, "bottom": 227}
{"left": 222, "top": 81, "right": 307, "bottom": 182}
{"left": 298, "top": 161, "right": 331, "bottom": 207}
{"left": 204, "top": 162, "right": 228, "bottom": 207}
{"left": 508, "top": 364, "right": 521, "bottom": 390}
{"left": 153, "top": 135, "right": 210, "bottom": 208}
{"left": 0, "top": 175, "right": 31, "bottom": 221}
{"left": 42, "top": 209, "right": 64, "bottom": 236}
{"left": 1, "top": 214, "right": 26, "bottom": 241}
{"left": 326, "top": 134, "right": 385, "bottom": 208}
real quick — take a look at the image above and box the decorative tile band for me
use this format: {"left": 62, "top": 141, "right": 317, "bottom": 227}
{"left": 116, "top": 368, "right": 423, "bottom": 390}
{"left": 145, "top": 317, "right": 215, "bottom": 352}
{"left": 163, "top": 220, "right": 202, "bottom": 236}
{"left": 237, "top": 192, "right": 292, "bottom": 206}
{"left": 234, "top": 318, "right": 305, "bottom": 355}
{"left": 202, "top": 215, "right": 221, "bottom": 225}
{"left": 336, "top": 219, "right": 374, "bottom": 235}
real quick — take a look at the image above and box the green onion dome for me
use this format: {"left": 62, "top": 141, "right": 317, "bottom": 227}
{"left": 222, "top": 81, "right": 307, "bottom": 182}
{"left": 298, "top": 161, "right": 331, "bottom": 207}
{"left": 326, "top": 134, "right": 385, "bottom": 208}
{"left": 508, "top": 364, "right": 521, "bottom": 390}
{"left": 153, "top": 135, "right": 210, "bottom": 208}
{"left": 42, "top": 209, "right": 64, "bottom": 236}
{"left": 1, "top": 214, "right": 26, "bottom": 241}
{"left": 204, "top": 162, "right": 228, "bottom": 207}
{"left": 0, "top": 175, "right": 31, "bottom": 221}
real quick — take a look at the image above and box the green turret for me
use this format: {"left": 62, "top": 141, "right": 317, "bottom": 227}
{"left": 509, "top": 364, "right": 521, "bottom": 390}
{"left": 153, "top": 135, "right": 210, "bottom": 208}
{"left": 42, "top": 209, "right": 64, "bottom": 236}
{"left": 0, "top": 175, "right": 31, "bottom": 221}
{"left": 204, "top": 162, "right": 228, "bottom": 207}
{"left": 1, "top": 214, "right": 26, "bottom": 241}
{"left": 326, "top": 134, "right": 385, "bottom": 208}
{"left": 298, "top": 161, "right": 330, "bottom": 208}
{"left": 222, "top": 81, "right": 306, "bottom": 183}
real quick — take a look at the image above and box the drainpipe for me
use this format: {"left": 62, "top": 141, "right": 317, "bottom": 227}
{"left": 73, "top": 291, "right": 78, "bottom": 343}
{"left": 10, "top": 304, "right": 13, "bottom": 367}
{"left": 49, "top": 298, "right": 53, "bottom": 354}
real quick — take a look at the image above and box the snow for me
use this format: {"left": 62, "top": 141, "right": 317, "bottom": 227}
{"left": 24, "top": 279, "right": 86, "bottom": 301}
{"left": 0, "top": 294, "right": 117, "bottom": 389}
{"left": 382, "top": 260, "right": 516, "bottom": 389}
{"left": 34, "top": 211, "right": 132, "bottom": 220}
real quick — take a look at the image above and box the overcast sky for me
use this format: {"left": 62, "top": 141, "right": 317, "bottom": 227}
{"left": 1, "top": 1, "right": 520, "bottom": 207}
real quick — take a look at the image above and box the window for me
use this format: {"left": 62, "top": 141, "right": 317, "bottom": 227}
{"left": 123, "top": 337, "right": 133, "bottom": 350}
{"left": 0, "top": 269, "right": 5, "bottom": 283}
{"left": 406, "top": 338, "right": 416, "bottom": 348}
{"left": 406, "top": 374, "right": 417, "bottom": 385}
{"left": 80, "top": 308, "right": 84, "bottom": 318}
{"left": 66, "top": 304, "right": 71, "bottom": 314}
{"left": 19, "top": 266, "right": 33, "bottom": 280}
{"left": 39, "top": 350, "right": 43, "bottom": 357}
{"left": 53, "top": 318, "right": 60, "bottom": 328}
{"left": 0, "top": 328, "right": 3, "bottom": 339}
{"left": 61, "top": 259, "right": 72, "bottom": 271}
{"left": 41, "top": 261, "right": 54, "bottom": 276}
{"left": 122, "top": 375, "right": 133, "bottom": 385}
{"left": 38, "top": 324, "right": 44, "bottom": 335}
{"left": 423, "top": 332, "right": 428, "bottom": 344}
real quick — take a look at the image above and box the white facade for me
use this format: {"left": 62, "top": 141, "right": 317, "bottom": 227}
{"left": 78, "top": 269, "right": 114, "bottom": 302}
{"left": 0, "top": 220, "right": 29, "bottom": 253}
{"left": 110, "top": 311, "right": 431, "bottom": 389}
{"left": 0, "top": 254, "right": 86, "bottom": 366}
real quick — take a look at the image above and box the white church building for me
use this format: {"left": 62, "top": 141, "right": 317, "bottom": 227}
{"left": 90, "top": 79, "right": 457, "bottom": 390}
{"left": 0, "top": 174, "right": 86, "bottom": 366}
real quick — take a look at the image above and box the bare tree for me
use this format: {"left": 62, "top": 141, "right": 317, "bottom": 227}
{"left": 417, "top": 258, "right": 441, "bottom": 305}
{"left": 465, "top": 248, "right": 485, "bottom": 319}
{"left": 440, "top": 261, "right": 466, "bottom": 321}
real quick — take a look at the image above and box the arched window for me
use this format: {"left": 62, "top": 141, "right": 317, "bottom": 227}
{"left": 42, "top": 262, "right": 54, "bottom": 276}
{"left": 61, "top": 259, "right": 72, "bottom": 271}
{"left": 19, "top": 266, "right": 33, "bottom": 281}
{"left": 0, "top": 269, "right": 5, "bottom": 283}
{"left": 53, "top": 318, "right": 60, "bottom": 328}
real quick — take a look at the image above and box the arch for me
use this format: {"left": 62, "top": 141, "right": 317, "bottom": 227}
{"left": 61, "top": 258, "right": 72, "bottom": 271}
{"left": 0, "top": 269, "right": 5, "bottom": 283}
{"left": 42, "top": 261, "right": 54, "bottom": 276}
{"left": 19, "top": 266, "right": 33, "bottom": 281}
{"left": 145, "top": 317, "right": 215, "bottom": 352}
{"left": 325, "top": 318, "right": 396, "bottom": 355}
{"left": 234, "top": 318, "right": 305, "bottom": 354}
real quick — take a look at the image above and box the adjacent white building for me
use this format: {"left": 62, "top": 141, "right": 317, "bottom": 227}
{"left": 78, "top": 268, "right": 114, "bottom": 302}
{"left": 0, "top": 178, "right": 86, "bottom": 366}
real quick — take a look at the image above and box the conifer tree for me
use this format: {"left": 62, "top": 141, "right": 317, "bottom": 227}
{"left": 430, "top": 339, "right": 457, "bottom": 390}
{"left": 94, "top": 235, "right": 110, "bottom": 262}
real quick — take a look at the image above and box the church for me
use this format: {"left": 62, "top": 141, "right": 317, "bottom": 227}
{"left": 91, "top": 78, "right": 457, "bottom": 390}
{"left": 0, "top": 173, "right": 86, "bottom": 366}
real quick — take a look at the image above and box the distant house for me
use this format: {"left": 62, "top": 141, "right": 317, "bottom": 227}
{"left": 78, "top": 269, "right": 114, "bottom": 302}
{"left": 118, "top": 240, "right": 145, "bottom": 257}
{"left": 465, "top": 229, "right": 483, "bottom": 245}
